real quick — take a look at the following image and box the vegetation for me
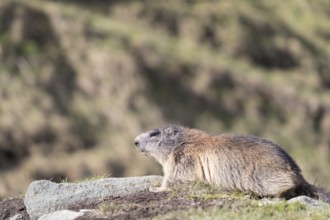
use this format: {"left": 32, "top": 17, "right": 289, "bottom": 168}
{"left": 92, "top": 182, "right": 330, "bottom": 219}
{"left": 0, "top": 0, "right": 330, "bottom": 198}
{"left": 154, "top": 201, "right": 330, "bottom": 220}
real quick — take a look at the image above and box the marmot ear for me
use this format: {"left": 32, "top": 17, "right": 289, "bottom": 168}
{"left": 172, "top": 128, "right": 179, "bottom": 136}
{"left": 163, "top": 126, "right": 179, "bottom": 138}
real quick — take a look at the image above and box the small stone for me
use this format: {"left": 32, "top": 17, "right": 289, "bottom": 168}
{"left": 288, "top": 196, "right": 329, "bottom": 208}
{"left": 38, "top": 210, "right": 83, "bottom": 220}
{"left": 9, "top": 213, "right": 23, "bottom": 220}
{"left": 79, "top": 209, "right": 97, "bottom": 213}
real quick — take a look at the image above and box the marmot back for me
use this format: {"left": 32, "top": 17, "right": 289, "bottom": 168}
{"left": 134, "top": 125, "right": 330, "bottom": 203}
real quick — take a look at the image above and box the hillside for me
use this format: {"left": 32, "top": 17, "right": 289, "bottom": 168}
{"left": 0, "top": 0, "right": 330, "bottom": 197}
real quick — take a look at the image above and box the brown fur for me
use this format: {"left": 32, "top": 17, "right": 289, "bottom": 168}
{"left": 134, "top": 125, "right": 330, "bottom": 202}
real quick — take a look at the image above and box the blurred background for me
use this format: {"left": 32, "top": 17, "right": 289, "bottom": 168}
{"left": 0, "top": 0, "right": 330, "bottom": 197}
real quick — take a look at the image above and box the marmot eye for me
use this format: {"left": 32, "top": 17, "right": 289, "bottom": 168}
{"left": 149, "top": 130, "right": 160, "bottom": 137}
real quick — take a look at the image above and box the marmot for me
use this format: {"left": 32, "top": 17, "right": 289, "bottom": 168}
{"left": 134, "top": 125, "right": 330, "bottom": 202}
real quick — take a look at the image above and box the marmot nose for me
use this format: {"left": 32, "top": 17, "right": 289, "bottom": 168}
{"left": 134, "top": 140, "right": 139, "bottom": 147}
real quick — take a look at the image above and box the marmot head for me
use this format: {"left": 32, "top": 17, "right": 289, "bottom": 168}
{"left": 134, "top": 125, "right": 185, "bottom": 163}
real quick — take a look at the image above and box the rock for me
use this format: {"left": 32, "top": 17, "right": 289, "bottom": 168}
{"left": 9, "top": 213, "right": 23, "bottom": 220}
{"left": 288, "top": 196, "right": 330, "bottom": 208}
{"left": 38, "top": 209, "right": 99, "bottom": 220}
{"left": 38, "top": 210, "right": 84, "bottom": 220}
{"left": 24, "top": 175, "right": 163, "bottom": 220}
{"left": 254, "top": 196, "right": 330, "bottom": 209}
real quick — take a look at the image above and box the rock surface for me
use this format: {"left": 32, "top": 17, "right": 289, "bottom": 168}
{"left": 288, "top": 196, "right": 330, "bottom": 208}
{"left": 255, "top": 196, "right": 330, "bottom": 209}
{"left": 23, "top": 175, "right": 163, "bottom": 220}
{"left": 38, "top": 210, "right": 84, "bottom": 220}
{"left": 9, "top": 213, "right": 24, "bottom": 220}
